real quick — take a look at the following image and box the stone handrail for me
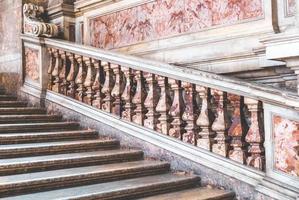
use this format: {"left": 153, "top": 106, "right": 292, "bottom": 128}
{"left": 23, "top": 35, "right": 299, "bottom": 172}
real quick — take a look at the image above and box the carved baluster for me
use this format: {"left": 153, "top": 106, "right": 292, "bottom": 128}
{"left": 132, "top": 70, "right": 146, "bottom": 125}
{"left": 121, "top": 67, "right": 135, "bottom": 121}
{"left": 156, "top": 76, "right": 171, "bottom": 135}
{"left": 144, "top": 73, "right": 159, "bottom": 130}
{"left": 111, "top": 64, "right": 123, "bottom": 116}
{"left": 74, "top": 55, "right": 86, "bottom": 102}
{"left": 196, "top": 86, "right": 214, "bottom": 150}
{"left": 101, "top": 62, "right": 114, "bottom": 113}
{"left": 47, "top": 48, "right": 55, "bottom": 90}
{"left": 228, "top": 94, "right": 246, "bottom": 164}
{"left": 182, "top": 82, "right": 198, "bottom": 145}
{"left": 245, "top": 98, "right": 265, "bottom": 170}
{"left": 66, "top": 53, "right": 78, "bottom": 98}
{"left": 59, "top": 50, "right": 68, "bottom": 95}
{"left": 211, "top": 89, "right": 229, "bottom": 157}
{"left": 168, "top": 79, "right": 184, "bottom": 140}
{"left": 83, "top": 57, "right": 95, "bottom": 105}
{"left": 92, "top": 60, "right": 104, "bottom": 109}
{"left": 52, "top": 49, "right": 62, "bottom": 93}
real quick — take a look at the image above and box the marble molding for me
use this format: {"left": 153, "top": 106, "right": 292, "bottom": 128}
{"left": 89, "top": 0, "right": 264, "bottom": 49}
{"left": 25, "top": 47, "right": 40, "bottom": 82}
{"left": 274, "top": 115, "right": 299, "bottom": 177}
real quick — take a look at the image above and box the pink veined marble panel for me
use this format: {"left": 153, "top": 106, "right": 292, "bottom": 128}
{"left": 25, "top": 47, "right": 40, "bottom": 82}
{"left": 286, "top": 0, "right": 296, "bottom": 16}
{"left": 90, "top": 0, "right": 263, "bottom": 49}
{"left": 274, "top": 115, "right": 299, "bottom": 177}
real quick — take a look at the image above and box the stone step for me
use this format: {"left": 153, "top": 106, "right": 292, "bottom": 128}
{"left": 0, "top": 107, "right": 46, "bottom": 115}
{"left": 0, "top": 101, "right": 27, "bottom": 108}
{"left": 1, "top": 174, "right": 200, "bottom": 200}
{"left": 0, "top": 114, "right": 62, "bottom": 124}
{"left": 0, "top": 160, "right": 170, "bottom": 197}
{"left": 0, "top": 139, "right": 120, "bottom": 158}
{"left": 0, "top": 130, "right": 98, "bottom": 144}
{"left": 0, "top": 149, "right": 143, "bottom": 175}
{"left": 0, "top": 88, "right": 6, "bottom": 95}
{"left": 0, "top": 95, "right": 17, "bottom": 101}
{"left": 0, "top": 122, "right": 80, "bottom": 133}
{"left": 138, "top": 187, "right": 235, "bottom": 200}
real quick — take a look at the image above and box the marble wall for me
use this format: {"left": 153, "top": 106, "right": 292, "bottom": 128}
{"left": 0, "top": 0, "right": 48, "bottom": 93}
{"left": 274, "top": 115, "right": 299, "bottom": 177}
{"left": 89, "top": 0, "right": 264, "bottom": 49}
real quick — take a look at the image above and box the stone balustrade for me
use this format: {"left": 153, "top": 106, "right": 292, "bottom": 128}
{"left": 46, "top": 47, "right": 265, "bottom": 171}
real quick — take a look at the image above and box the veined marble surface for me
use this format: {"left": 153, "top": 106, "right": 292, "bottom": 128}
{"left": 89, "top": 0, "right": 264, "bottom": 49}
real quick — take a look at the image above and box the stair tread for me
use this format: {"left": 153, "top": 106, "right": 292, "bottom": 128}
{"left": 0, "top": 107, "right": 42, "bottom": 110}
{"left": 0, "top": 101, "right": 26, "bottom": 105}
{"left": 138, "top": 187, "right": 235, "bottom": 200}
{"left": 0, "top": 139, "right": 117, "bottom": 150}
{"left": 0, "top": 95, "right": 16, "bottom": 99}
{"left": 0, "top": 130, "right": 97, "bottom": 138}
{"left": 0, "top": 114, "right": 61, "bottom": 119}
{"left": 0, "top": 149, "right": 142, "bottom": 166}
{"left": 0, "top": 122, "right": 79, "bottom": 130}
{"left": 1, "top": 174, "right": 199, "bottom": 200}
{"left": 0, "top": 160, "right": 169, "bottom": 185}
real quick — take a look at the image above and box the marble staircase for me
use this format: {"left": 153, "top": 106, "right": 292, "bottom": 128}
{"left": 0, "top": 87, "right": 234, "bottom": 200}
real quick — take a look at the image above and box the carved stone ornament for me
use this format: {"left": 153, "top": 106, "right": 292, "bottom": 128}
{"left": 23, "top": 3, "right": 59, "bottom": 37}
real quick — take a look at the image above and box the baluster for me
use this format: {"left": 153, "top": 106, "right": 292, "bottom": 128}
{"left": 74, "top": 55, "right": 86, "bottom": 102}
{"left": 132, "top": 70, "right": 146, "bottom": 125}
{"left": 228, "top": 94, "right": 246, "bottom": 164}
{"left": 211, "top": 89, "right": 229, "bottom": 157}
{"left": 102, "top": 62, "right": 114, "bottom": 113}
{"left": 121, "top": 67, "right": 135, "bottom": 121}
{"left": 47, "top": 48, "right": 55, "bottom": 90}
{"left": 182, "top": 82, "right": 198, "bottom": 145}
{"left": 83, "top": 57, "right": 95, "bottom": 105}
{"left": 52, "top": 49, "right": 62, "bottom": 93}
{"left": 92, "top": 59, "right": 104, "bottom": 109}
{"left": 196, "top": 86, "right": 214, "bottom": 150}
{"left": 111, "top": 64, "right": 123, "bottom": 116}
{"left": 156, "top": 76, "right": 171, "bottom": 135}
{"left": 66, "top": 53, "right": 78, "bottom": 98}
{"left": 169, "top": 79, "right": 184, "bottom": 140}
{"left": 59, "top": 50, "right": 68, "bottom": 95}
{"left": 144, "top": 73, "right": 159, "bottom": 130}
{"left": 245, "top": 98, "right": 265, "bottom": 170}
